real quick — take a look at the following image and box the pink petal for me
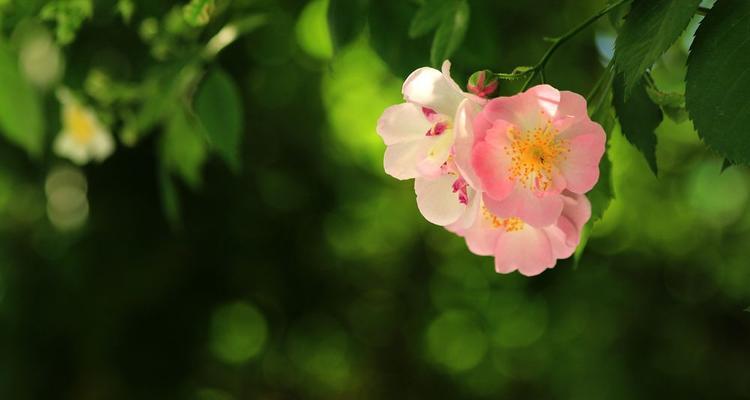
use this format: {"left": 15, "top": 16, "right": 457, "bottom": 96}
{"left": 561, "top": 191, "right": 591, "bottom": 239}
{"left": 494, "top": 226, "right": 556, "bottom": 276}
{"left": 453, "top": 99, "right": 482, "bottom": 190}
{"left": 543, "top": 219, "right": 577, "bottom": 259}
{"left": 483, "top": 188, "right": 564, "bottom": 228}
{"left": 480, "top": 85, "right": 560, "bottom": 131}
{"left": 560, "top": 130, "right": 606, "bottom": 193}
{"left": 526, "top": 84, "right": 561, "bottom": 119}
{"left": 377, "top": 103, "right": 432, "bottom": 145}
{"left": 471, "top": 140, "right": 514, "bottom": 201}
{"left": 555, "top": 90, "right": 588, "bottom": 121}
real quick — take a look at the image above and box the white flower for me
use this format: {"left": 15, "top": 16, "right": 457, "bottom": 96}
{"left": 376, "top": 60, "right": 485, "bottom": 226}
{"left": 54, "top": 91, "right": 114, "bottom": 165}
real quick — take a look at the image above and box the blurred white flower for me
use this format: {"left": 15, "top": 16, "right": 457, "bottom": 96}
{"left": 54, "top": 90, "right": 114, "bottom": 165}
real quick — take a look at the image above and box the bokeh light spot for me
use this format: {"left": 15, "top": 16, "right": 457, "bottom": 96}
{"left": 45, "top": 165, "right": 89, "bottom": 231}
{"left": 426, "top": 310, "right": 488, "bottom": 373}
{"left": 286, "top": 315, "right": 352, "bottom": 391}
{"left": 295, "top": 0, "right": 332, "bottom": 60}
{"left": 210, "top": 302, "right": 268, "bottom": 365}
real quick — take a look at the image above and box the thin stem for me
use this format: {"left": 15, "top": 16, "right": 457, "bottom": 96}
{"left": 203, "top": 14, "right": 267, "bottom": 60}
{"left": 520, "top": 0, "right": 629, "bottom": 91}
{"left": 697, "top": 6, "right": 711, "bottom": 16}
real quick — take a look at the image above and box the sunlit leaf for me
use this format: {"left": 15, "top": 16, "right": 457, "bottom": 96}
{"left": 686, "top": 0, "right": 750, "bottom": 164}
{"left": 613, "top": 73, "right": 661, "bottom": 174}
{"left": 0, "top": 42, "right": 44, "bottom": 158}
{"left": 614, "top": 0, "right": 700, "bottom": 96}
{"left": 195, "top": 67, "right": 244, "bottom": 172}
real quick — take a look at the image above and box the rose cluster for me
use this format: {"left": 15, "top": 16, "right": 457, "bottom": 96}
{"left": 377, "top": 61, "right": 605, "bottom": 276}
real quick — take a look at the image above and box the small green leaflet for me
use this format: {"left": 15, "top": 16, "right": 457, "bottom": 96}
{"left": 195, "top": 67, "right": 244, "bottom": 172}
{"left": 686, "top": 0, "right": 750, "bottom": 165}
{"left": 183, "top": 0, "right": 215, "bottom": 27}
{"left": 613, "top": 73, "right": 661, "bottom": 175}
{"left": 614, "top": 0, "right": 701, "bottom": 96}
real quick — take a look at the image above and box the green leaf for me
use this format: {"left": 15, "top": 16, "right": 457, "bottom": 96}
{"left": 158, "top": 163, "right": 181, "bottom": 227}
{"left": 686, "top": 0, "right": 750, "bottom": 164}
{"left": 613, "top": 73, "right": 662, "bottom": 174}
{"left": 573, "top": 224, "right": 591, "bottom": 269}
{"left": 327, "top": 0, "right": 369, "bottom": 51}
{"left": 195, "top": 67, "right": 244, "bottom": 172}
{"left": 160, "top": 108, "right": 208, "bottom": 189}
{"left": 607, "top": 0, "right": 631, "bottom": 31}
{"left": 131, "top": 62, "right": 199, "bottom": 144}
{"left": 368, "top": 1, "right": 431, "bottom": 77}
{"left": 614, "top": 0, "right": 701, "bottom": 95}
{"left": 721, "top": 158, "right": 734, "bottom": 173}
{"left": 429, "top": 0, "right": 469, "bottom": 68}
{"left": 0, "top": 42, "right": 44, "bottom": 157}
{"left": 409, "top": 0, "right": 456, "bottom": 38}
{"left": 588, "top": 66, "right": 615, "bottom": 221}
{"left": 183, "top": 0, "right": 215, "bottom": 27}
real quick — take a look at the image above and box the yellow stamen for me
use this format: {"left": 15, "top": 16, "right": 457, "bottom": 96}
{"left": 482, "top": 206, "right": 523, "bottom": 232}
{"left": 504, "top": 111, "right": 569, "bottom": 191}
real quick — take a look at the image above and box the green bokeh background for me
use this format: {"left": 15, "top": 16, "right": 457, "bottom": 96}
{"left": 0, "top": 0, "right": 749, "bottom": 399}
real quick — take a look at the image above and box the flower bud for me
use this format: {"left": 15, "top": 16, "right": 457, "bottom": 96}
{"left": 467, "top": 70, "right": 498, "bottom": 98}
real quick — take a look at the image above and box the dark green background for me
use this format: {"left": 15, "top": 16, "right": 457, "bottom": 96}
{"left": 0, "top": 0, "right": 748, "bottom": 399}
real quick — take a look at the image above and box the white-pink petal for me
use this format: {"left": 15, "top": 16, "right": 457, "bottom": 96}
{"left": 376, "top": 103, "right": 432, "bottom": 146}
{"left": 415, "top": 174, "right": 466, "bottom": 226}
{"left": 402, "top": 64, "right": 464, "bottom": 116}
{"left": 383, "top": 140, "right": 431, "bottom": 180}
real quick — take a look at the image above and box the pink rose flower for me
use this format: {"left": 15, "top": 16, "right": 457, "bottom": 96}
{"left": 470, "top": 85, "right": 605, "bottom": 227}
{"left": 377, "top": 61, "right": 484, "bottom": 226}
{"left": 448, "top": 191, "right": 591, "bottom": 276}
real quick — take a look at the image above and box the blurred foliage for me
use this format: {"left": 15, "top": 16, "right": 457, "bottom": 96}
{"left": 0, "top": 0, "right": 748, "bottom": 399}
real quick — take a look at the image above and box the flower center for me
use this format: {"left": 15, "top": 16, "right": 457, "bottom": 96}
{"left": 482, "top": 206, "right": 523, "bottom": 232}
{"left": 505, "top": 117, "right": 569, "bottom": 192}
{"left": 65, "top": 105, "right": 95, "bottom": 144}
